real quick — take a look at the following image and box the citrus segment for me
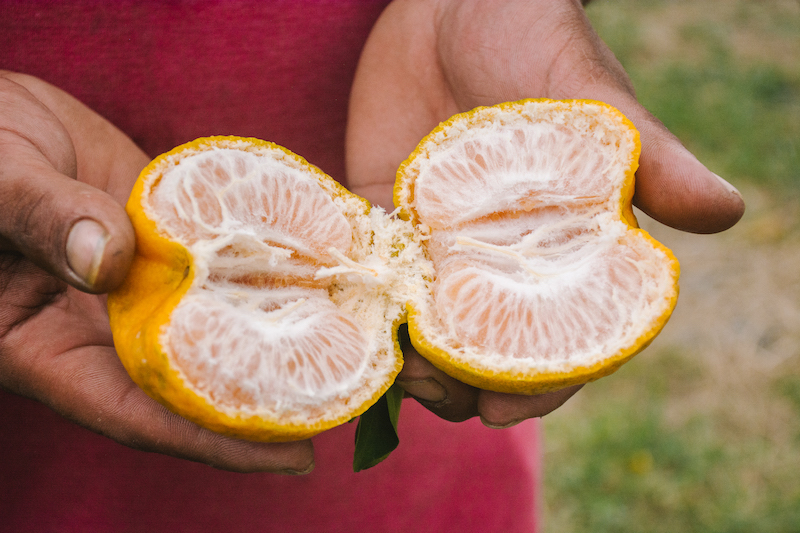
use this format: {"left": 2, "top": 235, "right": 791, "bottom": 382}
{"left": 147, "top": 147, "right": 353, "bottom": 258}
{"left": 397, "top": 99, "right": 679, "bottom": 394}
{"left": 167, "top": 293, "right": 369, "bottom": 413}
{"left": 431, "top": 231, "right": 673, "bottom": 363}
{"left": 398, "top": 101, "right": 637, "bottom": 229}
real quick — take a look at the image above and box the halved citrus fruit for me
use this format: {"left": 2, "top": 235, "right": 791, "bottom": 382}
{"left": 108, "top": 99, "right": 679, "bottom": 442}
{"left": 395, "top": 99, "right": 679, "bottom": 393}
{"left": 107, "top": 137, "right": 422, "bottom": 442}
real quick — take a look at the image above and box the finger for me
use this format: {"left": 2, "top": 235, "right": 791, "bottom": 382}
{"left": 592, "top": 90, "right": 746, "bottom": 234}
{"left": 395, "top": 326, "right": 479, "bottom": 422}
{"left": 4, "top": 327, "right": 314, "bottom": 473}
{"left": 571, "top": 15, "right": 745, "bottom": 233}
{"left": 0, "top": 150, "right": 135, "bottom": 293}
{"left": 555, "top": 61, "right": 746, "bottom": 234}
{"left": 478, "top": 384, "right": 583, "bottom": 428}
{"left": 94, "top": 375, "right": 316, "bottom": 474}
{"left": 93, "top": 377, "right": 315, "bottom": 474}
{"left": 0, "top": 76, "right": 136, "bottom": 293}
{"left": 576, "top": 27, "right": 747, "bottom": 234}
{"left": 633, "top": 116, "right": 745, "bottom": 234}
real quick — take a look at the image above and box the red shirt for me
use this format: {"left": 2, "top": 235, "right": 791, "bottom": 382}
{"left": 0, "top": 2, "right": 541, "bottom": 531}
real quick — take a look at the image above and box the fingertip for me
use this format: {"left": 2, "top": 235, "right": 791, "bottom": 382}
{"left": 276, "top": 441, "right": 316, "bottom": 475}
{"left": 261, "top": 439, "right": 315, "bottom": 475}
{"left": 220, "top": 438, "right": 316, "bottom": 475}
{"left": 477, "top": 385, "right": 583, "bottom": 426}
{"left": 64, "top": 213, "right": 134, "bottom": 294}
{"left": 395, "top": 377, "right": 448, "bottom": 403}
{"left": 710, "top": 172, "right": 746, "bottom": 230}
{"left": 66, "top": 219, "right": 110, "bottom": 289}
{"left": 479, "top": 415, "right": 523, "bottom": 430}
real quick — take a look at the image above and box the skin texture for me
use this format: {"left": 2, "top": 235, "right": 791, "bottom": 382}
{"left": 0, "top": 0, "right": 744, "bottom": 472}
{"left": 345, "top": 0, "right": 744, "bottom": 425}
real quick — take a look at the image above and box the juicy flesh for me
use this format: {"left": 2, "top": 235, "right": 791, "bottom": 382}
{"left": 413, "top": 124, "right": 614, "bottom": 229}
{"left": 147, "top": 148, "right": 371, "bottom": 413}
{"left": 410, "top": 109, "right": 672, "bottom": 367}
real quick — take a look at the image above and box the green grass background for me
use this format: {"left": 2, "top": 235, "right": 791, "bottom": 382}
{"left": 542, "top": 1, "right": 800, "bottom": 531}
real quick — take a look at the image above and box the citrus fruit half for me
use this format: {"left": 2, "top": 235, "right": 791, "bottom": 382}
{"left": 108, "top": 99, "right": 679, "bottom": 442}
{"left": 107, "top": 137, "right": 422, "bottom": 442}
{"left": 395, "top": 99, "right": 679, "bottom": 394}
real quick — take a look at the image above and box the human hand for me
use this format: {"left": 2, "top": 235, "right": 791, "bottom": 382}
{"left": 0, "top": 72, "right": 314, "bottom": 473}
{"left": 345, "top": 0, "right": 745, "bottom": 425}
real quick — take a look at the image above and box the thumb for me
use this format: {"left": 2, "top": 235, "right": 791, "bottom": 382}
{"left": 0, "top": 147, "right": 135, "bottom": 294}
{"left": 561, "top": 9, "right": 746, "bottom": 234}
{"left": 631, "top": 110, "right": 746, "bottom": 234}
{"left": 0, "top": 77, "right": 134, "bottom": 293}
{"left": 583, "top": 88, "right": 745, "bottom": 234}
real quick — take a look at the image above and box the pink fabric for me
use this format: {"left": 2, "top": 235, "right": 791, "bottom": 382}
{"left": 0, "top": 2, "right": 541, "bottom": 531}
{"left": 0, "top": 390, "right": 540, "bottom": 532}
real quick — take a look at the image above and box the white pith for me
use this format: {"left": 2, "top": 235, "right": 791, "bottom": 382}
{"left": 144, "top": 143, "right": 428, "bottom": 422}
{"left": 400, "top": 101, "right": 678, "bottom": 375}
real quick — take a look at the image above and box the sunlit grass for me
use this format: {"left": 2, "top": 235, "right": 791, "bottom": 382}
{"left": 544, "top": 347, "right": 800, "bottom": 532}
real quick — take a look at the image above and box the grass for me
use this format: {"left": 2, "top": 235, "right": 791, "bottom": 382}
{"left": 585, "top": 0, "right": 800, "bottom": 190}
{"left": 638, "top": 60, "right": 800, "bottom": 188}
{"left": 543, "top": 347, "right": 800, "bottom": 533}
{"left": 542, "top": 1, "right": 800, "bottom": 531}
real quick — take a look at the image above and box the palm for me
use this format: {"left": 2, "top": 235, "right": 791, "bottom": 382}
{"left": 0, "top": 256, "right": 127, "bottom": 423}
{"left": 347, "top": 1, "right": 614, "bottom": 206}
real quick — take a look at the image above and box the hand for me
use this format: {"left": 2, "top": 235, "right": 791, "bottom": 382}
{"left": 345, "top": 0, "right": 744, "bottom": 425}
{"left": 0, "top": 72, "right": 314, "bottom": 473}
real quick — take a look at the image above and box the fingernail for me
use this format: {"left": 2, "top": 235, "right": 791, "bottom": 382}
{"left": 712, "top": 173, "right": 743, "bottom": 199}
{"left": 480, "top": 416, "right": 523, "bottom": 429}
{"left": 396, "top": 378, "right": 447, "bottom": 403}
{"left": 66, "top": 219, "right": 109, "bottom": 288}
{"left": 280, "top": 461, "right": 315, "bottom": 476}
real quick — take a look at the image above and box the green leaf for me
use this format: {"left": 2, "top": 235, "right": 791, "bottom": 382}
{"left": 352, "top": 383, "right": 404, "bottom": 472}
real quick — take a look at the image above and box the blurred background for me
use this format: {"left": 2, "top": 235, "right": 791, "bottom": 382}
{"left": 542, "top": 0, "right": 800, "bottom": 531}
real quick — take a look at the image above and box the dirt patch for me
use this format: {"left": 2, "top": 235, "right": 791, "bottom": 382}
{"left": 638, "top": 183, "right": 800, "bottom": 440}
